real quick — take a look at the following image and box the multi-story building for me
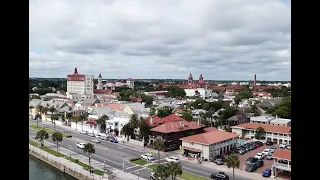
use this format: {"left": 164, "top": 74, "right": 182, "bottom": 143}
{"left": 271, "top": 149, "right": 291, "bottom": 177}
{"left": 66, "top": 68, "right": 94, "bottom": 101}
{"left": 231, "top": 123, "right": 291, "bottom": 145}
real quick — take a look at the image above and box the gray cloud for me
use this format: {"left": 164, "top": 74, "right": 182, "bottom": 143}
{"left": 29, "top": 0, "right": 291, "bottom": 81}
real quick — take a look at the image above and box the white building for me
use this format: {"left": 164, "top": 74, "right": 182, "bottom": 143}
{"left": 180, "top": 130, "right": 239, "bottom": 160}
{"left": 250, "top": 115, "right": 275, "bottom": 124}
{"left": 231, "top": 123, "right": 291, "bottom": 145}
{"left": 184, "top": 88, "right": 217, "bottom": 99}
{"left": 66, "top": 68, "right": 94, "bottom": 101}
{"left": 126, "top": 78, "right": 134, "bottom": 89}
{"left": 97, "top": 73, "right": 103, "bottom": 90}
{"left": 269, "top": 117, "right": 291, "bottom": 127}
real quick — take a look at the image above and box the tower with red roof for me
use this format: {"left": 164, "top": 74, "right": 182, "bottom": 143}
{"left": 97, "top": 73, "right": 103, "bottom": 89}
{"left": 188, "top": 73, "right": 193, "bottom": 84}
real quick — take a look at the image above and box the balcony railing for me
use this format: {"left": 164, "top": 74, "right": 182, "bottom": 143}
{"left": 274, "top": 163, "right": 291, "bottom": 171}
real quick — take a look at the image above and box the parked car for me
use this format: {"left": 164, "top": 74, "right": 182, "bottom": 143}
{"left": 245, "top": 164, "right": 258, "bottom": 172}
{"left": 150, "top": 172, "right": 165, "bottom": 180}
{"left": 141, "top": 154, "right": 155, "bottom": 161}
{"left": 262, "top": 168, "right": 271, "bottom": 177}
{"left": 76, "top": 142, "right": 86, "bottom": 149}
{"left": 254, "top": 159, "right": 264, "bottom": 168}
{"left": 92, "top": 138, "right": 101, "bottom": 143}
{"left": 80, "top": 131, "right": 88, "bottom": 134}
{"left": 279, "top": 143, "right": 287, "bottom": 148}
{"left": 210, "top": 172, "right": 229, "bottom": 180}
{"left": 266, "top": 153, "right": 273, "bottom": 160}
{"left": 212, "top": 155, "right": 225, "bottom": 162}
{"left": 266, "top": 141, "right": 274, "bottom": 146}
{"left": 286, "top": 145, "right": 291, "bottom": 150}
{"left": 165, "top": 156, "right": 180, "bottom": 163}
{"left": 255, "top": 153, "right": 266, "bottom": 160}
{"left": 249, "top": 142, "right": 257, "bottom": 149}
{"left": 252, "top": 141, "right": 261, "bottom": 147}
{"left": 255, "top": 141, "right": 264, "bottom": 146}
{"left": 110, "top": 139, "right": 118, "bottom": 143}
{"left": 234, "top": 148, "right": 245, "bottom": 155}
{"left": 88, "top": 132, "right": 95, "bottom": 137}
{"left": 270, "top": 145, "right": 277, "bottom": 149}
{"left": 262, "top": 149, "right": 272, "bottom": 156}
{"left": 246, "top": 157, "right": 258, "bottom": 165}
{"left": 212, "top": 158, "right": 224, "bottom": 165}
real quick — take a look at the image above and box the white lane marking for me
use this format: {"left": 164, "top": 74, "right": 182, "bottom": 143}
{"left": 182, "top": 166, "right": 211, "bottom": 176}
{"left": 129, "top": 167, "right": 146, "bottom": 173}
{"left": 125, "top": 165, "right": 139, "bottom": 170}
{"left": 92, "top": 154, "right": 122, "bottom": 166}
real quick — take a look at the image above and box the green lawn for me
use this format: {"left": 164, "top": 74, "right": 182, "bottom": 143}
{"left": 147, "top": 164, "right": 209, "bottom": 180}
{"left": 29, "top": 124, "right": 70, "bottom": 138}
{"left": 29, "top": 139, "right": 103, "bottom": 176}
{"left": 129, "top": 158, "right": 149, "bottom": 166}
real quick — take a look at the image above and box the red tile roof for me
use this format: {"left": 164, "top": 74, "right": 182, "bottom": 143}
{"left": 151, "top": 121, "right": 205, "bottom": 133}
{"left": 180, "top": 130, "right": 239, "bottom": 145}
{"left": 203, "top": 127, "right": 219, "bottom": 132}
{"left": 93, "top": 89, "right": 112, "bottom": 94}
{"left": 232, "top": 123, "right": 291, "bottom": 134}
{"left": 105, "top": 103, "right": 124, "bottom": 111}
{"left": 272, "top": 149, "right": 291, "bottom": 160}
{"left": 146, "top": 114, "right": 187, "bottom": 127}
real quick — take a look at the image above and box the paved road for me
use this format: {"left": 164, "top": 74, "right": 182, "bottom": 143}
{"left": 29, "top": 121, "right": 253, "bottom": 180}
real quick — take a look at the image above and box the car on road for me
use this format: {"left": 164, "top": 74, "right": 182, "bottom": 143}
{"left": 266, "top": 152, "right": 273, "bottom": 160}
{"left": 246, "top": 157, "right": 258, "bottom": 165}
{"left": 141, "top": 154, "right": 155, "bottom": 161}
{"left": 245, "top": 164, "right": 258, "bottom": 172}
{"left": 266, "top": 141, "right": 274, "bottom": 146}
{"left": 262, "top": 168, "right": 272, "bottom": 177}
{"left": 210, "top": 172, "right": 229, "bottom": 180}
{"left": 92, "top": 138, "right": 101, "bottom": 143}
{"left": 110, "top": 139, "right": 118, "bottom": 143}
{"left": 150, "top": 172, "right": 165, "bottom": 180}
{"left": 213, "top": 158, "right": 224, "bottom": 165}
{"left": 165, "top": 156, "right": 180, "bottom": 163}
{"left": 254, "top": 159, "right": 264, "bottom": 168}
{"left": 77, "top": 142, "right": 86, "bottom": 149}
{"left": 255, "top": 153, "right": 266, "bottom": 160}
{"left": 80, "top": 130, "right": 87, "bottom": 134}
{"left": 88, "top": 132, "right": 95, "bottom": 137}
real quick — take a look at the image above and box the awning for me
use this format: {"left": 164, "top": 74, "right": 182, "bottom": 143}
{"left": 86, "top": 121, "right": 96, "bottom": 125}
{"left": 182, "top": 146, "right": 202, "bottom": 152}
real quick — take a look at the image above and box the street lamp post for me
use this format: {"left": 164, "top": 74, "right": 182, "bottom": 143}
{"left": 68, "top": 145, "right": 72, "bottom": 158}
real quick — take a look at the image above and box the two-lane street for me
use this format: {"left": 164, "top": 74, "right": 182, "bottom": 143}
{"left": 29, "top": 121, "right": 253, "bottom": 180}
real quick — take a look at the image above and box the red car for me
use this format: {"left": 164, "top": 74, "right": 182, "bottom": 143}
{"left": 253, "top": 142, "right": 261, "bottom": 147}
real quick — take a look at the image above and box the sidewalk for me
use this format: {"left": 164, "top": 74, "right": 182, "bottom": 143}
{"left": 29, "top": 135, "right": 145, "bottom": 180}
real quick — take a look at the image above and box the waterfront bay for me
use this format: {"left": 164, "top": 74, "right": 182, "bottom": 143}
{"left": 29, "top": 155, "right": 76, "bottom": 180}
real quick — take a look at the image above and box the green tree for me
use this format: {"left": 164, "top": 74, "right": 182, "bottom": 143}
{"left": 157, "top": 106, "right": 173, "bottom": 117}
{"left": 83, "top": 143, "right": 95, "bottom": 173}
{"left": 72, "top": 116, "right": 80, "bottom": 130}
{"left": 138, "top": 118, "right": 151, "bottom": 141}
{"left": 255, "top": 127, "right": 266, "bottom": 140}
{"left": 153, "top": 164, "right": 170, "bottom": 180}
{"left": 167, "top": 162, "right": 183, "bottom": 180}
{"left": 121, "top": 123, "right": 134, "bottom": 141}
{"left": 235, "top": 90, "right": 253, "bottom": 100}
{"left": 191, "top": 98, "right": 207, "bottom": 109}
{"left": 181, "top": 111, "right": 193, "bottom": 122}
{"left": 166, "top": 86, "right": 186, "bottom": 98}
{"left": 202, "top": 103, "right": 210, "bottom": 111}
{"left": 149, "top": 107, "right": 156, "bottom": 116}
{"left": 153, "top": 137, "right": 165, "bottom": 165}
{"left": 35, "top": 130, "right": 49, "bottom": 147}
{"left": 52, "top": 132, "right": 63, "bottom": 157}
{"left": 96, "top": 115, "right": 109, "bottom": 133}
{"left": 79, "top": 114, "right": 88, "bottom": 131}
{"left": 35, "top": 114, "right": 42, "bottom": 128}
{"left": 226, "top": 154, "right": 240, "bottom": 180}
{"left": 50, "top": 114, "right": 59, "bottom": 132}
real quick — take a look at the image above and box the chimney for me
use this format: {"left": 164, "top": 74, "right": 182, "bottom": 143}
{"left": 150, "top": 116, "right": 154, "bottom": 125}
{"left": 254, "top": 74, "right": 256, "bottom": 92}
{"left": 180, "top": 121, "right": 183, "bottom": 127}
{"left": 198, "top": 119, "right": 200, "bottom": 126}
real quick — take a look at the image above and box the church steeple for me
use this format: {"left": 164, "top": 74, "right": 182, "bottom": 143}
{"left": 188, "top": 73, "right": 193, "bottom": 84}
{"left": 199, "top": 74, "right": 203, "bottom": 81}
{"left": 74, "top": 67, "right": 78, "bottom": 74}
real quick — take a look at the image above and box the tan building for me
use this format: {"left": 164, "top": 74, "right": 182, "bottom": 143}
{"left": 271, "top": 149, "right": 291, "bottom": 178}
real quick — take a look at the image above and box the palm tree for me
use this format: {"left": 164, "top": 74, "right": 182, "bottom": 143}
{"left": 79, "top": 114, "right": 88, "bottom": 131}
{"left": 36, "top": 105, "right": 44, "bottom": 118}
{"left": 51, "top": 114, "right": 59, "bottom": 131}
{"left": 35, "top": 114, "right": 42, "bottom": 128}
{"left": 83, "top": 143, "right": 95, "bottom": 173}
{"left": 72, "top": 116, "right": 80, "bottom": 130}
{"left": 166, "top": 162, "right": 183, "bottom": 180}
{"left": 226, "top": 154, "right": 240, "bottom": 180}
{"left": 52, "top": 132, "right": 63, "bottom": 157}
{"left": 96, "top": 115, "right": 109, "bottom": 133}
{"left": 29, "top": 105, "right": 34, "bottom": 115}
{"left": 153, "top": 137, "right": 165, "bottom": 164}
{"left": 35, "top": 130, "right": 49, "bottom": 147}
{"left": 153, "top": 164, "right": 170, "bottom": 180}
{"left": 121, "top": 124, "right": 133, "bottom": 141}
{"left": 207, "top": 109, "right": 215, "bottom": 127}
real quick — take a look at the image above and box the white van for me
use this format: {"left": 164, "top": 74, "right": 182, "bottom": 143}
{"left": 98, "top": 133, "right": 107, "bottom": 140}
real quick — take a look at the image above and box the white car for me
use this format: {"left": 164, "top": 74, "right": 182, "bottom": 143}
{"left": 255, "top": 153, "right": 266, "bottom": 160}
{"left": 88, "top": 132, "right": 95, "bottom": 137}
{"left": 76, "top": 142, "right": 86, "bottom": 149}
{"left": 165, "top": 156, "right": 180, "bottom": 163}
{"left": 262, "top": 149, "right": 272, "bottom": 156}
{"left": 80, "top": 131, "right": 87, "bottom": 134}
{"left": 279, "top": 143, "right": 287, "bottom": 148}
{"left": 141, "top": 154, "right": 155, "bottom": 161}
{"left": 92, "top": 138, "right": 101, "bottom": 143}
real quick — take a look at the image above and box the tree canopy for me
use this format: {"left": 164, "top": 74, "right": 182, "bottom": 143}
{"left": 166, "top": 86, "right": 186, "bottom": 98}
{"left": 266, "top": 98, "right": 291, "bottom": 119}
{"left": 255, "top": 127, "right": 266, "bottom": 140}
{"left": 181, "top": 111, "right": 193, "bottom": 122}
{"left": 157, "top": 106, "right": 173, "bottom": 117}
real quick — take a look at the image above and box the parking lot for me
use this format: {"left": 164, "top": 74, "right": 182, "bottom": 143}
{"left": 238, "top": 144, "right": 276, "bottom": 174}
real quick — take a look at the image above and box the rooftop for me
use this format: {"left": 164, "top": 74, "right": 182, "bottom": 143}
{"left": 180, "top": 130, "right": 239, "bottom": 145}
{"left": 232, "top": 123, "right": 291, "bottom": 134}
{"left": 151, "top": 121, "right": 205, "bottom": 133}
{"left": 146, "top": 114, "right": 187, "bottom": 127}
{"left": 272, "top": 149, "right": 291, "bottom": 160}
{"left": 203, "top": 127, "right": 219, "bottom": 132}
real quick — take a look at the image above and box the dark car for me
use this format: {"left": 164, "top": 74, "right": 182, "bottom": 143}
{"left": 255, "top": 141, "right": 264, "bottom": 146}
{"left": 210, "top": 172, "right": 229, "bottom": 180}
{"left": 243, "top": 144, "right": 253, "bottom": 151}
{"left": 239, "top": 146, "right": 249, "bottom": 152}
{"left": 252, "top": 142, "right": 261, "bottom": 148}
{"left": 245, "top": 164, "right": 258, "bottom": 172}
{"left": 262, "top": 168, "right": 271, "bottom": 177}
{"left": 254, "top": 159, "right": 264, "bottom": 168}
{"left": 234, "top": 148, "right": 245, "bottom": 155}
{"left": 246, "top": 157, "right": 258, "bottom": 165}
{"left": 214, "top": 155, "right": 225, "bottom": 161}
{"left": 266, "top": 141, "right": 274, "bottom": 146}
{"left": 249, "top": 143, "right": 257, "bottom": 149}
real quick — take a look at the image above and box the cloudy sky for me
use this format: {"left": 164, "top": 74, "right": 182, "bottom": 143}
{"left": 29, "top": 0, "right": 291, "bottom": 81}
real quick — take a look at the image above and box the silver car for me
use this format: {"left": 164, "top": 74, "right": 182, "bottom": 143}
{"left": 92, "top": 138, "right": 101, "bottom": 143}
{"left": 266, "top": 152, "right": 273, "bottom": 160}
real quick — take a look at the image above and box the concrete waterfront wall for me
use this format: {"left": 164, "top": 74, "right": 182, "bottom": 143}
{"left": 29, "top": 145, "right": 110, "bottom": 180}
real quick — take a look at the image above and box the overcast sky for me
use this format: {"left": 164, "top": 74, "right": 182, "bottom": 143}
{"left": 29, "top": 0, "right": 291, "bottom": 81}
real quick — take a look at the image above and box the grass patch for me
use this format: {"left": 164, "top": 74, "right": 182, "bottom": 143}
{"left": 29, "top": 124, "right": 71, "bottom": 138}
{"left": 129, "top": 158, "right": 149, "bottom": 166}
{"left": 147, "top": 164, "right": 209, "bottom": 180}
{"left": 29, "top": 140, "right": 39, "bottom": 147}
